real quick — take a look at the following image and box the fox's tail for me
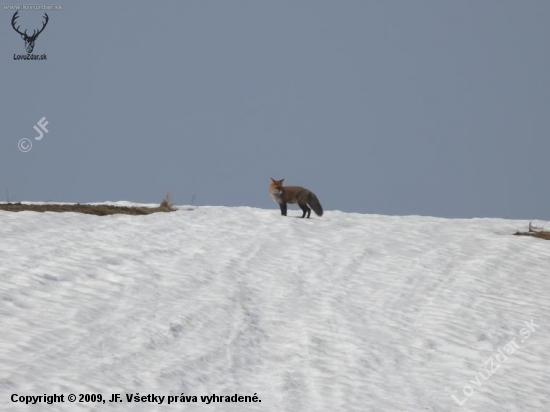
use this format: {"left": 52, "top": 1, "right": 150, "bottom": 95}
{"left": 308, "top": 192, "right": 324, "bottom": 217}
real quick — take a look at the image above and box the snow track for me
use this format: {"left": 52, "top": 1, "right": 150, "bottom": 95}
{"left": 1, "top": 206, "right": 549, "bottom": 411}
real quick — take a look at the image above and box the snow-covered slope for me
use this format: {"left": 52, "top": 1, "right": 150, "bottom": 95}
{"left": 1, "top": 206, "right": 549, "bottom": 411}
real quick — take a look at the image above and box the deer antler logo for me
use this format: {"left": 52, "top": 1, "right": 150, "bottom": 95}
{"left": 11, "top": 11, "right": 49, "bottom": 53}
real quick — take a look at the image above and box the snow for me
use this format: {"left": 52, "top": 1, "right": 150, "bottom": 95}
{"left": 1, "top": 205, "right": 549, "bottom": 411}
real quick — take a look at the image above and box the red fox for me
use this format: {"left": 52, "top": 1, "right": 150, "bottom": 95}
{"left": 268, "top": 178, "right": 323, "bottom": 218}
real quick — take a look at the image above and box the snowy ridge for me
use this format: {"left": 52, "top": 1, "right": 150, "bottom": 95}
{"left": 0, "top": 206, "right": 549, "bottom": 411}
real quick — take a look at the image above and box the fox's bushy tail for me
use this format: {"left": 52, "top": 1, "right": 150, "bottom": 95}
{"left": 308, "top": 192, "right": 323, "bottom": 216}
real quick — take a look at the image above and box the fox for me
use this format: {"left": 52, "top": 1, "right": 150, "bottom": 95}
{"left": 268, "top": 178, "right": 323, "bottom": 218}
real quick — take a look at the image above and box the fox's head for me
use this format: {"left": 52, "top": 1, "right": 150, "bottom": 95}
{"left": 269, "top": 178, "right": 284, "bottom": 194}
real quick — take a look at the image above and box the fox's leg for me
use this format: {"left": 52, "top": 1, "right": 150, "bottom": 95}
{"left": 299, "top": 203, "right": 311, "bottom": 218}
{"left": 279, "top": 202, "right": 287, "bottom": 216}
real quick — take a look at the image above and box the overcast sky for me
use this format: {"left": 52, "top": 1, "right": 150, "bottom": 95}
{"left": 1, "top": 1, "right": 549, "bottom": 219}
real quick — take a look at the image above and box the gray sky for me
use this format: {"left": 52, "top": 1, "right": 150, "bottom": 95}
{"left": 1, "top": 1, "right": 549, "bottom": 219}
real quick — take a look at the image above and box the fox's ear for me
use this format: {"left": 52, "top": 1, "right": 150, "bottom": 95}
{"left": 270, "top": 177, "right": 276, "bottom": 182}
{"left": 280, "top": 178, "right": 284, "bottom": 183}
